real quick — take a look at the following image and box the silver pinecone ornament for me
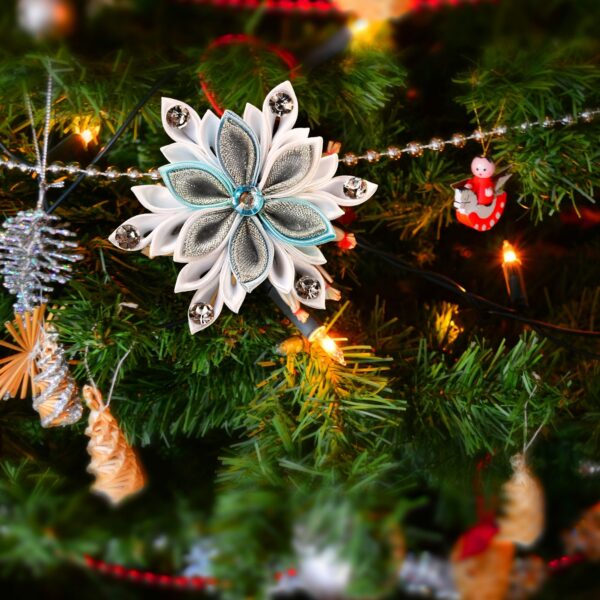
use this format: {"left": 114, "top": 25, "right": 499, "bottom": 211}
{"left": 0, "top": 209, "right": 82, "bottom": 313}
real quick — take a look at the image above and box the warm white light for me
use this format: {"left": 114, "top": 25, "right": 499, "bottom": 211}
{"left": 80, "top": 129, "right": 94, "bottom": 145}
{"left": 502, "top": 241, "right": 520, "bottom": 265}
{"left": 73, "top": 118, "right": 100, "bottom": 149}
{"left": 309, "top": 327, "right": 346, "bottom": 366}
{"left": 320, "top": 335, "right": 338, "bottom": 355}
{"left": 350, "top": 19, "right": 370, "bottom": 35}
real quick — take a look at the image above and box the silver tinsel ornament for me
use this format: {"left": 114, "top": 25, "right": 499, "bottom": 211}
{"left": 0, "top": 209, "right": 82, "bottom": 313}
{"left": 399, "top": 553, "right": 459, "bottom": 600}
{"left": 33, "top": 325, "right": 82, "bottom": 428}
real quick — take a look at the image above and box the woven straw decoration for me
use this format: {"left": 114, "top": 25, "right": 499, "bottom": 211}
{"left": 83, "top": 384, "right": 145, "bottom": 506}
{"left": 497, "top": 454, "right": 545, "bottom": 548}
{"left": 0, "top": 306, "right": 45, "bottom": 399}
{"left": 452, "top": 537, "right": 515, "bottom": 600}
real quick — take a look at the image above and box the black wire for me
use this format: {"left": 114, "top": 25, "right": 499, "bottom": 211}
{"left": 355, "top": 236, "right": 600, "bottom": 358}
{"left": 46, "top": 68, "right": 178, "bottom": 215}
{"left": 0, "top": 140, "right": 30, "bottom": 166}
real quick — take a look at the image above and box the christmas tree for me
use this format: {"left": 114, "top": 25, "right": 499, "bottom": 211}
{"left": 0, "top": 0, "right": 598, "bottom": 598}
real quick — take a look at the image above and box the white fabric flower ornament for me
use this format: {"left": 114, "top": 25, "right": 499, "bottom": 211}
{"left": 109, "top": 82, "right": 377, "bottom": 333}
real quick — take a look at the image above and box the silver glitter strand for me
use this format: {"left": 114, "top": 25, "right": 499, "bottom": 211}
{"left": 33, "top": 326, "right": 83, "bottom": 428}
{"left": 0, "top": 210, "right": 82, "bottom": 313}
{"left": 25, "top": 75, "right": 54, "bottom": 210}
{"left": 0, "top": 76, "right": 82, "bottom": 312}
{"left": 399, "top": 553, "right": 459, "bottom": 600}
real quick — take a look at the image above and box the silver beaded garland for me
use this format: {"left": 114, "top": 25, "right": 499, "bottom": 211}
{"left": 114, "top": 224, "right": 141, "bottom": 250}
{"left": 268, "top": 92, "right": 294, "bottom": 116}
{"left": 166, "top": 105, "right": 191, "bottom": 129}
{"left": 0, "top": 209, "right": 82, "bottom": 313}
{"left": 343, "top": 177, "right": 368, "bottom": 200}
{"left": 295, "top": 275, "right": 321, "bottom": 301}
{"left": 188, "top": 302, "right": 215, "bottom": 326}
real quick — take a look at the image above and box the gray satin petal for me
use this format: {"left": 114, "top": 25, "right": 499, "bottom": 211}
{"left": 181, "top": 209, "right": 237, "bottom": 259}
{"left": 217, "top": 111, "right": 259, "bottom": 187}
{"left": 261, "top": 200, "right": 330, "bottom": 242}
{"left": 229, "top": 218, "right": 270, "bottom": 287}
{"left": 262, "top": 144, "right": 315, "bottom": 195}
{"left": 167, "top": 167, "right": 231, "bottom": 206}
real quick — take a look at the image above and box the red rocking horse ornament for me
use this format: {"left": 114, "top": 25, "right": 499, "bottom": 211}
{"left": 453, "top": 156, "right": 511, "bottom": 232}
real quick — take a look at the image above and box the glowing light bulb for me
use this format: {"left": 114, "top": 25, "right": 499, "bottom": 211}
{"left": 72, "top": 117, "right": 100, "bottom": 150}
{"left": 502, "top": 241, "right": 520, "bottom": 265}
{"left": 501, "top": 240, "right": 527, "bottom": 308}
{"left": 348, "top": 17, "right": 391, "bottom": 50}
{"left": 350, "top": 19, "right": 370, "bottom": 35}
{"left": 309, "top": 327, "right": 346, "bottom": 366}
{"left": 80, "top": 129, "right": 94, "bottom": 145}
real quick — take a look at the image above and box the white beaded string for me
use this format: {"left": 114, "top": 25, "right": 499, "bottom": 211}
{"left": 0, "top": 108, "right": 597, "bottom": 178}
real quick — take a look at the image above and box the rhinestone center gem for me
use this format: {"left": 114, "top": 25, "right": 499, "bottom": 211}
{"left": 232, "top": 186, "right": 264, "bottom": 216}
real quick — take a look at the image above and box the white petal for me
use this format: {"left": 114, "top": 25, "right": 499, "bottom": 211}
{"left": 291, "top": 260, "right": 327, "bottom": 310}
{"left": 262, "top": 81, "right": 299, "bottom": 146}
{"left": 108, "top": 214, "right": 166, "bottom": 251}
{"left": 259, "top": 137, "right": 323, "bottom": 198}
{"left": 275, "top": 290, "right": 301, "bottom": 314}
{"left": 268, "top": 127, "right": 310, "bottom": 155}
{"left": 149, "top": 210, "right": 195, "bottom": 258}
{"left": 160, "top": 141, "right": 210, "bottom": 165}
{"left": 243, "top": 103, "right": 270, "bottom": 173}
{"left": 197, "top": 110, "right": 221, "bottom": 169}
{"left": 188, "top": 281, "right": 224, "bottom": 334}
{"left": 268, "top": 241, "right": 295, "bottom": 294}
{"left": 220, "top": 260, "right": 247, "bottom": 313}
{"left": 319, "top": 176, "right": 378, "bottom": 207}
{"left": 175, "top": 249, "right": 226, "bottom": 293}
{"left": 132, "top": 185, "right": 182, "bottom": 213}
{"left": 161, "top": 97, "right": 202, "bottom": 145}
{"left": 307, "top": 154, "right": 339, "bottom": 190}
{"left": 283, "top": 243, "right": 327, "bottom": 266}
{"left": 295, "top": 192, "right": 345, "bottom": 220}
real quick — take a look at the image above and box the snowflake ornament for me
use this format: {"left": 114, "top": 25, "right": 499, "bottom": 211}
{"left": 109, "top": 82, "right": 377, "bottom": 332}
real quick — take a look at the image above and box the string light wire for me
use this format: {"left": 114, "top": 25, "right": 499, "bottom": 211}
{"left": 355, "top": 236, "right": 600, "bottom": 358}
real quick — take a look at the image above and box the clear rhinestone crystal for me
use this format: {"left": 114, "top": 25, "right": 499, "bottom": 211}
{"left": 114, "top": 224, "right": 141, "bottom": 249}
{"left": 295, "top": 275, "right": 321, "bottom": 300}
{"left": 166, "top": 105, "right": 190, "bottom": 129}
{"left": 232, "top": 185, "right": 264, "bottom": 216}
{"left": 343, "top": 177, "right": 368, "bottom": 200}
{"left": 188, "top": 302, "right": 214, "bottom": 325}
{"left": 269, "top": 92, "right": 294, "bottom": 116}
